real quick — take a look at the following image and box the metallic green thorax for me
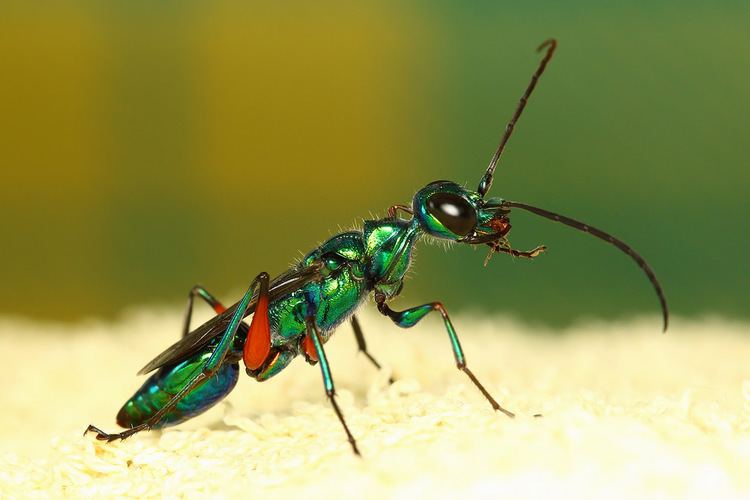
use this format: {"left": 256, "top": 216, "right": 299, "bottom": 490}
{"left": 269, "top": 219, "right": 421, "bottom": 343}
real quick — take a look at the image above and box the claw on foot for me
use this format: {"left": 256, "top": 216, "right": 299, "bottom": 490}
{"left": 527, "top": 245, "right": 547, "bottom": 258}
{"left": 84, "top": 424, "right": 114, "bottom": 441}
{"left": 484, "top": 241, "right": 547, "bottom": 266}
{"left": 84, "top": 424, "right": 143, "bottom": 442}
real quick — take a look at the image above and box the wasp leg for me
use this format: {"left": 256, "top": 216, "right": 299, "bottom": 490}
{"left": 182, "top": 285, "right": 227, "bottom": 338}
{"left": 375, "top": 294, "right": 515, "bottom": 418}
{"left": 350, "top": 315, "right": 395, "bottom": 384}
{"left": 305, "top": 315, "right": 361, "bottom": 456}
{"left": 493, "top": 244, "right": 546, "bottom": 259}
{"left": 84, "top": 273, "right": 269, "bottom": 442}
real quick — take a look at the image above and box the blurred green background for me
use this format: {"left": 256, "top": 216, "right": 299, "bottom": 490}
{"left": 1, "top": 1, "right": 748, "bottom": 327}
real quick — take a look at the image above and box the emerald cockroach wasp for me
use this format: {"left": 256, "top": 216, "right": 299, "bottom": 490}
{"left": 86, "top": 39, "right": 668, "bottom": 455}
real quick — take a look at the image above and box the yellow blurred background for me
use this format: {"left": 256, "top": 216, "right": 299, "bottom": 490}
{"left": 1, "top": 1, "right": 748, "bottom": 326}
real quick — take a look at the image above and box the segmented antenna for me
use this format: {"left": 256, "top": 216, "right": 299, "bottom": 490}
{"left": 502, "top": 200, "right": 669, "bottom": 332}
{"left": 478, "top": 39, "right": 557, "bottom": 198}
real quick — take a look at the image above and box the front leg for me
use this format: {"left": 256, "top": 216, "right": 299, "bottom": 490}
{"left": 484, "top": 241, "right": 546, "bottom": 266}
{"left": 375, "top": 293, "right": 514, "bottom": 418}
{"left": 494, "top": 244, "right": 546, "bottom": 259}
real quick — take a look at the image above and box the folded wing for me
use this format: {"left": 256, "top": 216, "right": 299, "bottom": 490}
{"left": 137, "top": 264, "right": 323, "bottom": 375}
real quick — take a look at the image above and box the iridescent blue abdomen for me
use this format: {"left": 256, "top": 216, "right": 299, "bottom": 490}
{"left": 117, "top": 349, "right": 239, "bottom": 429}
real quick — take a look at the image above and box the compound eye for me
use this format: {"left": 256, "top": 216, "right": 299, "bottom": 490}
{"left": 426, "top": 192, "right": 477, "bottom": 236}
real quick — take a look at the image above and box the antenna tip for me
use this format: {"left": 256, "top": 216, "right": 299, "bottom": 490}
{"left": 537, "top": 39, "right": 558, "bottom": 53}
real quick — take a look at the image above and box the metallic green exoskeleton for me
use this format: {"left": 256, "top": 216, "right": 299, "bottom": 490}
{"left": 86, "top": 40, "right": 668, "bottom": 455}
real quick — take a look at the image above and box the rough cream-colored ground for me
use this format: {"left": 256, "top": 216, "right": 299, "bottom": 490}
{"left": 1, "top": 310, "right": 749, "bottom": 498}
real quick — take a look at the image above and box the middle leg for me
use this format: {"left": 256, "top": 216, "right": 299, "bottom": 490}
{"left": 305, "top": 315, "right": 361, "bottom": 456}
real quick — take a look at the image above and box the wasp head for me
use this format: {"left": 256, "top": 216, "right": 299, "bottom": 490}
{"left": 412, "top": 180, "right": 512, "bottom": 245}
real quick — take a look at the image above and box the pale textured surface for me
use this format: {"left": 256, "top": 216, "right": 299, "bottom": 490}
{"left": 1, "top": 310, "right": 749, "bottom": 499}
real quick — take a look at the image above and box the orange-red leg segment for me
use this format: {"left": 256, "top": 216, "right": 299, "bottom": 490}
{"left": 243, "top": 277, "right": 271, "bottom": 371}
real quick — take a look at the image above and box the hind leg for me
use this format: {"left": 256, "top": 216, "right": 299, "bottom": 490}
{"left": 182, "top": 285, "right": 227, "bottom": 338}
{"left": 85, "top": 273, "right": 269, "bottom": 441}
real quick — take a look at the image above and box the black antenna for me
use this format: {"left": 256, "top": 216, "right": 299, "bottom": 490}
{"left": 478, "top": 39, "right": 557, "bottom": 198}
{"left": 502, "top": 200, "right": 669, "bottom": 332}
